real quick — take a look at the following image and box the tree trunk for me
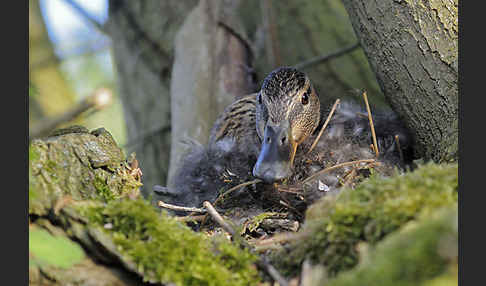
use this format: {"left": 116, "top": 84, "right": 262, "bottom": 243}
{"left": 106, "top": 0, "right": 197, "bottom": 195}
{"left": 167, "top": 0, "right": 256, "bottom": 186}
{"left": 341, "top": 0, "right": 458, "bottom": 162}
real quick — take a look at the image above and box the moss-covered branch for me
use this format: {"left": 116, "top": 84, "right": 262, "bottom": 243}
{"left": 272, "top": 163, "right": 458, "bottom": 277}
{"left": 29, "top": 127, "right": 260, "bottom": 286}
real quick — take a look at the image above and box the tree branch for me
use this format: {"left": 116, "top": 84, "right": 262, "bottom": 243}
{"left": 63, "top": 0, "right": 105, "bottom": 33}
{"left": 29, "top": 89, "right": 112, "bottom": 140}
{"left": 293, "top": 42, "right": 361, "bottom": 70}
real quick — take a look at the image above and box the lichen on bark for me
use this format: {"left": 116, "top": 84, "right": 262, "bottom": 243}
{"left": 29, "top": 126, "right": 141, "bottom": 216}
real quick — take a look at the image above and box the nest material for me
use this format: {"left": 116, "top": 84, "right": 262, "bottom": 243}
{"left": 155, "top": 100, "right": 414, "bottom": 238}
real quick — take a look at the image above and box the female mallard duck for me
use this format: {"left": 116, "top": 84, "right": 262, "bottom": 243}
{"left": 156, "top": 67, "right": 413, "bottom": 209}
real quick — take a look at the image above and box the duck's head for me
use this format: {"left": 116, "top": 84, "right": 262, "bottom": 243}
{"left": 253, "top": 67, "right": 320, "bottom": 183}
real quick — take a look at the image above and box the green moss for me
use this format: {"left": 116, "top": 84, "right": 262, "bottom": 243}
{"left": 29, "top": 144, "right": 40, "bottom": 162}
{"left": 29, "top": 131, "right": 141, "bottom": 214}
{"left": 245, "top": 212, "right": 280, "bottom": 233}
{"left": 273, "top": 163, "right": 458, "bottom": 277}
{"left": 78, "top": 198, "right": 260, "bottom": 286}
{"left": 29, "top": 228, "right": 85, "bottom": 269}
{"left": 326, "top": 207, "right": 457, "bottom": 286}
{"left": 93, "top": 176, "right": 116, "bottom": 202}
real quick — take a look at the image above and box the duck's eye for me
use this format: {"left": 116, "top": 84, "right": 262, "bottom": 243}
{"left": 301, "top": 91, "right": 309, "bottom": 105}
{"left": 257, "top": 93, "right": 263, "bottom": 105}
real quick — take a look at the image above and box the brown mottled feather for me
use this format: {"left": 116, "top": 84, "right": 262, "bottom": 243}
{"left": 209, "top": 93, "right": 260, "bottom": 155}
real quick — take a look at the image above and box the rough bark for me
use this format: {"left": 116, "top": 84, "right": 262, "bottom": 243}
{"left": 341, "top": 0, "right": 458, "bottom": 162}
{"left": 106, "top": 0, "right": 197, "bottom": 195}
{"left": 168, "top": 0, "right": 257, "bottom": 186}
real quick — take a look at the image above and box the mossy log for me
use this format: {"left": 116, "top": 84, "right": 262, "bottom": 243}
{"left": 325, "top": 206, "right": 458, "bottom": 286}
{"left": 29, "top": 127, "right": 259, "bottom": 286}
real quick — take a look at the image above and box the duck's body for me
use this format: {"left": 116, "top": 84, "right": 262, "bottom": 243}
{"left": 158, "top": 67, "right": 413, "bottom": 210}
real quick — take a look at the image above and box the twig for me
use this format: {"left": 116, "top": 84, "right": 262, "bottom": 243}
{"left": 260, "top": 257, "right": 289, "bottom": 286}
{"left": 157, "top": 201, "right": 206, "bottom": 213}
{"left": 307, "top": 99, "right": 341, "bottom": 154}
{"left": 198, "top": 178, "right": 255, "bottom": 225}
{"left": 174, "top": 215, "right": 207, "bottom": 223}
{"left": 203, "top": 201, "right": 235, "bottom": 235}
{"left": 362, "top": 91, "right": 379, "bottom": 157}
{"left": 29, "top": 88, "right": 112, "bottom": 140}
{"left": 213, "top": 179, "right": 262, "bottom": 206}
{"left": 293, "top": 42, "right": 361, "bottom": 70}
{"left": 302, "top": 159, "right": 376, "bottom": 184}
{"left": 275, "top": 185, "right": 303, "bottom": 194}
{"left": 202, "top": 201, "right": 289, "bottom": 286}
{"left": 340, "top": 168, "right": 358, "bottom": 189}
{"left": 252, "top": 232, "right": 303, "bottom": 247}
{"left": 122, "top": 125, "right": 171, "bottom": 149}
{"left": 217, "top": 21, "right": 253, "bottom": 61}
{"left": 394, "top": 135, "right": 404, "bottom": 163}
{"left": 278, "top": 199, "right": 304, "bottom": 220}
{"left": 63, "top": 0, "right": 105, "bottom": 32}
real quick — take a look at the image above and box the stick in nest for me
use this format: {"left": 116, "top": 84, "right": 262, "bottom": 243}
{"left": 186, "top": 179, "right": 262, "bottom": 225}
{"left": 213, "top": 179, "right": 262, "bottom": 206}
{"left": 307, "top": 98, "right": 340, "bottom": 154}
{"left": 157, "top": 201, "right": 207, "bottom": 213}
{"left": 362, "top": 91, "right": 379, "bottom": 157}
{"left": 301, "top": 159, "right": 376, "bottom": 184}
{"left": 202, "top": 201, "right": 235, "bottom": 235}
{"left": 394, "top": 135, "right": 404, "bottom": 163}
{"left": 340, "top": 168, "right": 358, "bottom": 189}
{"left": 251, "top": 232, "right": 303, "bottom": 249}
{"left": 202, "top": 201, "right": 289, "bottom": 286}
{"left": 174, "top": 215, "right": 207, "bottom": 223}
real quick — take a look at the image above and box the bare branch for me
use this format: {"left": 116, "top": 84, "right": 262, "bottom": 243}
{"left": 293, "top": 42, "right": 360, "bottom": 70}
{"left": 29, "top": 88, "right": 112, "bottom": 140}
{"left": 122, "top": 125, "right": 171, "bottom": 149}
{"left": 63, "top": 0, "right": 105, "bottom": 32}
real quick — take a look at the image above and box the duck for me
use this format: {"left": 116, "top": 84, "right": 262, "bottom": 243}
{"left": 154, "top": 67, "right": 413, "bottom": 211}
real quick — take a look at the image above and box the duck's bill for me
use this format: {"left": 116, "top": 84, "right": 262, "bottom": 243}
{"left": 252, "top": 122, "right": 297, "bottom": 183}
